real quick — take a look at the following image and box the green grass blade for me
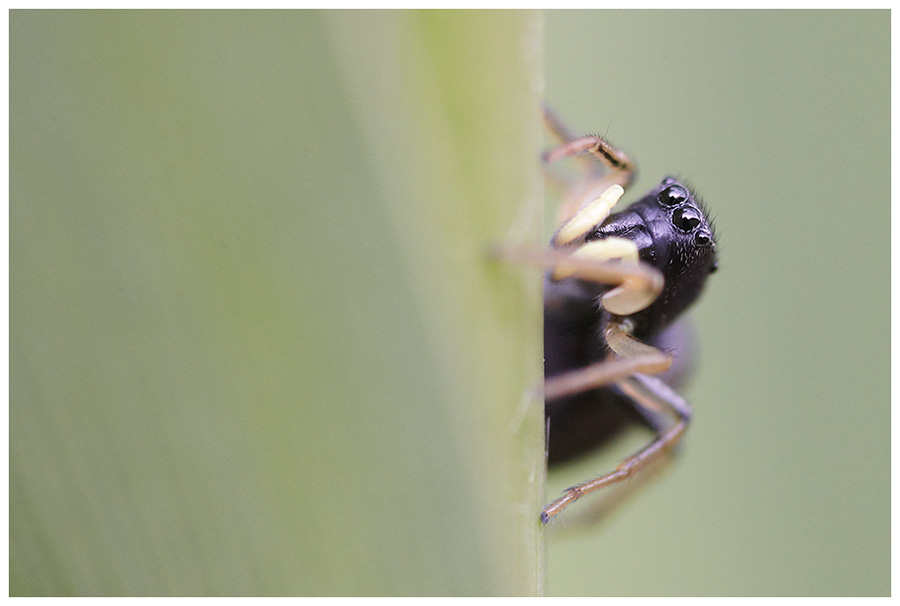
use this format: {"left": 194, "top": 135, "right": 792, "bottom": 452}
{"left": 11, "top": 10, "right": 543, "bottom": 596}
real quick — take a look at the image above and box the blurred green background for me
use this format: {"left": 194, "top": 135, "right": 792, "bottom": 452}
{"left": 11, "top": 11, "right": 544, "bottom": 595}
{"left": 543, "top": 10, "right": 889, "bottom": 596}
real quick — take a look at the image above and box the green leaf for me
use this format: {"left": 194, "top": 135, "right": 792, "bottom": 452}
{"left": 11, "top": 10, "right": 544, "bottom": 596}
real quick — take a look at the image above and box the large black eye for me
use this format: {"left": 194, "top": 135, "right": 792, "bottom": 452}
{"left": 673, "top": 207, "right": 702, "bottom": 232}
{"left": 658, "top": 184, "right": 689, "bottom": 207}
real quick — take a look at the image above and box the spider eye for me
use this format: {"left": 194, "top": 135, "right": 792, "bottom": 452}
{"left": 673, "top": 207, "right": 702, "bottom": 232}
{"left": 658, "top": 184, "right": 689, "bottom": 207}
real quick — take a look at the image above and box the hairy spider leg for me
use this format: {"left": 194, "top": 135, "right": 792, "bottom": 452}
{"left": 542, "top": 108, "right": 636, "bottom": 225}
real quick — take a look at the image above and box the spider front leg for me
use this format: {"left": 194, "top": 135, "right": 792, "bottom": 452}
{"left": 542, "top": 107, "right": 636, "bottom": 225}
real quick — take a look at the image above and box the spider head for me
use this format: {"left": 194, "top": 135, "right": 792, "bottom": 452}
{"left": 589, "top": 177, "right": 718, "bottom": 336}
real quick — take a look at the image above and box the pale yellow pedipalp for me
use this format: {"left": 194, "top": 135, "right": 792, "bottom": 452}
{"left": 551, "top": 237, "right": 638, "bottom": 281}
{"left": 551, "top": 235, "right": 663, "bottom": 316}
{"left": 602, "top": 269, "right": 664, "bottom": 316}
{"left": 553, "top": 184, "right": 624, "bottom": 246}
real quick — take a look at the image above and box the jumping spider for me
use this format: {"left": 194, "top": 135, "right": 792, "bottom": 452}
{"left": 502, "top": 108, "right": 718, "bottom": 524}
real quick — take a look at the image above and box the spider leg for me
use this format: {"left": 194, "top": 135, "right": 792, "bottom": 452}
{"left": 541, "top": 107, "right": 594, "bottom": 195}
{"left": 544, "top": 322, "right": 672, "bottom": 400}
{"left": 542, "top": 108, "right": 636, "bottom": 225}
{"left": 541, "top": 373, "right": 693, "bottom": 524}
{"left": 543, "top": 135, "right": 635, "bottom": 173}
{"left": 543, "top": 105, "right": 579, "bottom": 145}
{"left": 542, "top": 106, "right": 632, "bottom": 176}
{"left": 543, "top": 320, "right": 671, "bottom": 401}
